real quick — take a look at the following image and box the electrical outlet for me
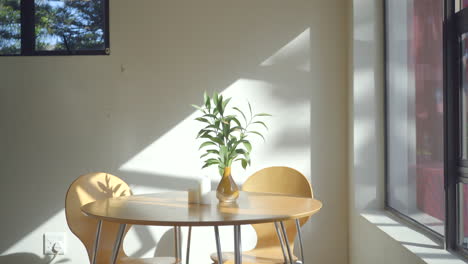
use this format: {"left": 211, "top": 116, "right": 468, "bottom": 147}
{"left": 44, "top": 232, "right": 66, "bottom": 255}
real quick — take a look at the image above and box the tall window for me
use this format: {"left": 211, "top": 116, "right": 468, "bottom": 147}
{"left": 385, "top": 0, "right": 468, "bottom": 256}
{"left": 452, "top": 0, "right": 468, "bottom": 254}
{"left": 0, "top": 0, "right": 109, "bottom": 56}
{"left": 385, "top": 0, "right": 445, "bottom": 236}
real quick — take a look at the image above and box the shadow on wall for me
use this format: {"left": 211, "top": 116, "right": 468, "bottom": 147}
{"left": 353, "top": 0, "right": 385, "bottom": 211}
{"left": 154, "top": 228, "right": 176, "bottom": 258}
{"left": 0, "top": 253, "right": 69, "bottom": 264}
{"left": 0, "top": 0, "right": 322, "bottom": 261}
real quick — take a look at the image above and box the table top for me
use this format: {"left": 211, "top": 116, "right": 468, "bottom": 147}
{"left": 81, "top": 191, "right": 322, "bottom": 226}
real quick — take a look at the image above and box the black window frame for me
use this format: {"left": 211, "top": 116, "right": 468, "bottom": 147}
{"left": 1, "top": 0, "right": 110, "bottom": 56}
{"left": 384, "top": 0, "right": 468, "bottom": 259}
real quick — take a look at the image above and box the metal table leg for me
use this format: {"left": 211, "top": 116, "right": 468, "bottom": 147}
{"left": 92, "top": 220, "right": 103, "bottom": 264}
{"left": 111, "top": 224, "right": 126, "bottom": 264}
{"left": 186, "top": 226, "right": 192, "bottom": 264}
{"left": 174, "top": 226, "right": 182, "bottom": 264}
{"left": 214, "top": 226, "right": 223, "bottom": 264}
{"left": 234, "top": 225, "right": 242, "bottom": 264}
{"left": 279, "top": 222, "right": 294, "bottom": 264}
{"left": 274, "top": 222, "right": 289, "bottom": 264}
{"left": 295, "top": 219, "right": 305, "bottom": 264}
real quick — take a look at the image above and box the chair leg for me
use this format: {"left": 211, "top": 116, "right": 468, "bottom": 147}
{"left": 279, "top": 222, "right": 294, "bottom": 264}
{"left": 274, "top": 222, "right": 290, "bottom": 264}
{"left": 92, "top": 220, "right": 102, "bottom": 264}
{"left": 111, "top": 224, "right": 126, "bottom": 264}
{"left": 186, "top": 226, "right": 192, "bottom": 264}
{"left": 214, "top": 226, "right": 223, "bottom": 264}
{"left": 295, "top": 219, "right": 305, "bottom": 264}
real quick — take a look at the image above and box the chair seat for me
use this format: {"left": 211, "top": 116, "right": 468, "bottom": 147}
{"left": 210, "top": 248, "right": 297, "bottom": 264}
{"left": 119, "top": 256, "right": 177, "bottom": 264}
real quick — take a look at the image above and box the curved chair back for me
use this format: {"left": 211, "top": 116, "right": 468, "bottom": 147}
{"left": 65, "top": 172, "right": 132, "bottom": 263}
{"left": 242, "top": 167, "right": 313, "bottom": 250}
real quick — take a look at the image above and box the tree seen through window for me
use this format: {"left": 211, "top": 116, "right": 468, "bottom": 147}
{"left": 0, "top": 0, "right": 108, "bottom": 55}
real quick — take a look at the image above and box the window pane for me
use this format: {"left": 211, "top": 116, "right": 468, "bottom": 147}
{"left": 0, "top": 0, "right": 21, "bottom": 55}
{"left": 386, "top": 0, "right": 445, "bottom": 235}
{"left": 457, "top": 184, "right": 468, "bottom": 248}
{"left": 462, "top": 33, "right": 468, "bottom": 159}
{"left": 35, "top": 0, "right": 105, "bottom": 52}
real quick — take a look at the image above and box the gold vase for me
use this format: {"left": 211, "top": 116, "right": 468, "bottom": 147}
{"left": 216, "top": 167, "right": 239, "bottom": 204}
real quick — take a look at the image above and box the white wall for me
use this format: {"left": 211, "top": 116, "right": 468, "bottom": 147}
{"left": 350, "top": 0, "right": 425, "bottom": 263}
{"left": 0, "top": 1, "right": 349, "bottom": 264}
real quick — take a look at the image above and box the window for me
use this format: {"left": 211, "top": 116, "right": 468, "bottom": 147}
{"left": 0, "top": 0, "right": 109, "bottom": 56}
{"left": 385, "top": 0, "right": 468, "bottom": 257}
{"left": 385, "top": 0, "right": 445, "bottom": 236}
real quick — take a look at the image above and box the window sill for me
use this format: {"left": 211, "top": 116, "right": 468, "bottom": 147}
{"left": 361, "top": 210, "right": 467, "bottom": 264}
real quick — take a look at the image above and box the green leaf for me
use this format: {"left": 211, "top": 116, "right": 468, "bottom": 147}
{"left": 203, "top": 114, "right": 217, "bottom": 119}
{"left": 219, "top": 146, "right": 227, "bottom": 162}
{"left": 205, "top": 158, "right": 219, "bottom": 164}
{"left": 233, "top": 107, "right": 247, "bottom": 123}
{"left": 235, "top": 149, "right": 246, "bottom": 154}
{"left": 202, "top": 161, "right": 218, "bottom": 169}
{"left": 241, "top": 159, "right": 248, "bottom": 169}
{"left": 217, "top": 95, "right": 224, "bottom": 115}
{"left": 229, "top": 126, "right": 242, "bottom": 133}
{"left": 248, "top": 131, "right": 265, "bottom": 141}
{"left": 253, "top": 121, "right": 268, "bottom": 130}
{"left": 200, "top": 152, "right": 211, "bottom": 159}
{"left": 228, "top": 135, "right": 237, "bottom": 145}
{"left": 242, "top": 141, "right": 252, "bottom": 152}
{"left": 214, "top": 120, "right": 221, "bottom": 129}
{"left": 192, "top": 104, "right": 203, "bottom": 111}
{"left": 213, "top": 91, "right": 219, "bottom": 106}
{"left": 204, "top": 124, "right": 219, "bottom": 131}
{"left": 243, "top": 152, "right": 251, "bottom": 165}
{"left": 195, "top": 117, "right": 210, "bottom": 123}
{"left": 204, "top": 92, "right": 211, "bottom": 109}
{"left": 200, "top": 132, "right": 212, "bottom": 139}
{"left": 222, "top": 122, "right": 230, "bottom": 137}
{"left": 206, "top": 149, "right": 219, "bottom": 154}
{"left": 199, "top": 141, "right": 216, "bottom": 150}
{"left": 209, "top": 135, "right": 225, "bottom": 145}
{"left": 228, "top": 152, "right": 239, "bottom": 161}
{"left": 202, "top": 158, "right": 220, "bottom": 169}
{"left": 222, "top": 97, "right": 231, "bottom": 112}
{"left": 254, "top": 113, "right": 272, "bottom": 117}
{"left": 196, "top": 129, "right": 209, "bottom": 138}
{"left": 231, "top": 117, "right": 242, "bottom": 127}
{"left": 248, "top": 101, "right": 253, "bottom": 118}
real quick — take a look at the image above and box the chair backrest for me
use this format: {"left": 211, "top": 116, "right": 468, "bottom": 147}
{"left": 65, "top": 172, "right": 132, "bottom": 263}
{"left": 242, "top": 167, "right": 313, "bottom": 250}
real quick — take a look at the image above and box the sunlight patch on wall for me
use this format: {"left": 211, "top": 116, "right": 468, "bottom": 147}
{"left": 120, "top": 29, "right": 312, "bottom": 190}
{"left": 261, "top": 28, "right": 310, "bottom": 72}
{"left": 119, "top": 79, "right": 310, "bottom": 187}
{"left": 353, "top": 68, "right": 377, "bottom": 166}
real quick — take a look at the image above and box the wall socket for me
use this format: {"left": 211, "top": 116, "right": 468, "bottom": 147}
{"left": 44, "top": 232, "right": 66, "bottom": 255}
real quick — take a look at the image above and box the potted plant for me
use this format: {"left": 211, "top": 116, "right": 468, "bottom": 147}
{"left": 193, "top": 91, "right": 270, "bottom": 204}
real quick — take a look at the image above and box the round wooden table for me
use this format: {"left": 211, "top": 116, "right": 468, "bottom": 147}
{"left": 81, "top": 191, "right": 322, "bottom": 264}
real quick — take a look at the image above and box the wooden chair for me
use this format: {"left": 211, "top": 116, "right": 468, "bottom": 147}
{"left": 65, "top": 172, "right": 175, "bottom": 264}
{"left": 210, "top": 167, "right": 313, "bottom": 264}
